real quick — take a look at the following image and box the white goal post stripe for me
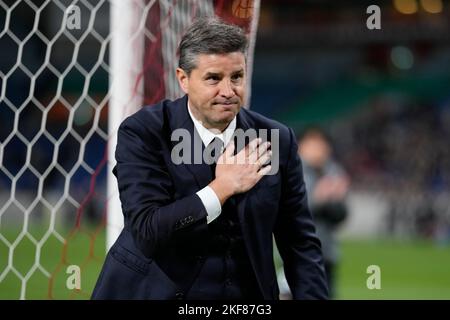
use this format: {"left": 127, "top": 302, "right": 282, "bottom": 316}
{"left": 107, "top": 0, "right": 145, "bottom": 250}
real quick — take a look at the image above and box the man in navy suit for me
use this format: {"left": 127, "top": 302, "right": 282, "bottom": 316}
{"left": 92, "top": 17, "right": 328, "bottom": 300}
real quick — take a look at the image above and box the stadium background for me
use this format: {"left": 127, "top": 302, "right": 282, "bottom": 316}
{"left": 1, "top": 0, "right": 449, "bottom": 299}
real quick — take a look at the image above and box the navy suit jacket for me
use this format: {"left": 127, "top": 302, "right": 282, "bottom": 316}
{"left": 92, "top": 95, "right": 328, "bottom": 300}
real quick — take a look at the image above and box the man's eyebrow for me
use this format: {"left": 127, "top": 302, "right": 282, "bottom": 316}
{"left": 203, "top": 69, "right": 244, "bottom": 78}
{"left": 203, "top": 71, "right": 222, "bottom": 78}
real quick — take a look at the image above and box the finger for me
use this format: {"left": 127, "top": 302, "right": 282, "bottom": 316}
{"left": 258, "top": 165, "right": 272, "bottom": 176}
{"left": 257, "top": 150, "right": 272, "bottom": 167}
{"left": 217, "top": 140, "right": 234, "bottom": 165}
{"left": 258, "top": 141, "right": 271, "bottom": 156}
{"left": 245, "top": 137, "right": 262, "bottom": 156}
{"left": 249, "top": 141, "right": 270, "bottom": 163}
{"left": 237, "top": 137, "right": 261, "bottom": 164}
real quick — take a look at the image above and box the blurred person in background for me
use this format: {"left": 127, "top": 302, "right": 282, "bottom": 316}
{"left": 298, "top": 127, "right": 350, "bottom": 298}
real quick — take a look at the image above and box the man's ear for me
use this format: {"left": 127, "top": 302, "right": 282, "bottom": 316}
{"left": 176, "top": 68, "right": 189, "bottom": 94}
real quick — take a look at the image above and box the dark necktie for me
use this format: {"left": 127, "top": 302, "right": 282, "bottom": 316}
{"left": 206, "top": 137, "right": 224, "bottom": 179}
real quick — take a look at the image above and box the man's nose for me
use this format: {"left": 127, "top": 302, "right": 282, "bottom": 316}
{"left": 219, "top": 80, "right": 235, "bottom": 98}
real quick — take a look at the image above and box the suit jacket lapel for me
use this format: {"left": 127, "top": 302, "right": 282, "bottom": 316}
{"left": 168, "top": 95, "right": 213, "bottom": 189}
{"left": 187, "top": 124, "right": 213, "bottom": 188}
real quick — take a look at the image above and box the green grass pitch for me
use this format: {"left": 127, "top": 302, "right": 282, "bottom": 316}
{"left": 1, "top": 225, "right": 449, "bottom": 299}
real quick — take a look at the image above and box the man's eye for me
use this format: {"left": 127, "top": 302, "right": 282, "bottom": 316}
{"left": 206, "top": 76, "right": 220, "bottom": 81}
{"left": 232, "top": 74, "right": 243, "bottom": 81}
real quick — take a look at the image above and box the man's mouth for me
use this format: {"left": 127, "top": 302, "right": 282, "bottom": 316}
{"left": 213, "top": 100, "right": 239, "bottom": 107}
{"left": 214, "top": 102, "right": 235, "bottom": 105}
{"left": 214, "top": 103, "right": 236, "bottom": 111}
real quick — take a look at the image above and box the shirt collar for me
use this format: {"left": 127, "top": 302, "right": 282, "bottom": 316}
{"left": 187, "top": 100, "right": 236, "bottom": 148}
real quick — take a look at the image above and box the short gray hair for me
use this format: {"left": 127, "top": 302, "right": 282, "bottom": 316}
{"left": 178, "top": 17, "right": 248, "bottom": 75}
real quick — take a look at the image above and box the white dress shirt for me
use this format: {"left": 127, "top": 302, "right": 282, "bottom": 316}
{"left": 187, "top": 102, "right": 236, "bottom": 224}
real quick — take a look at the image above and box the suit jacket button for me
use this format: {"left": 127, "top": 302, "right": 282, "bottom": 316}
{"left": 175, "top": 292, "right": 184, "bottom": 300}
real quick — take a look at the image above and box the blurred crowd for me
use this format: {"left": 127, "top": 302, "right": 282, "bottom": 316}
{"left": 333, "top": 94, "right": 450, "bottom": 242}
